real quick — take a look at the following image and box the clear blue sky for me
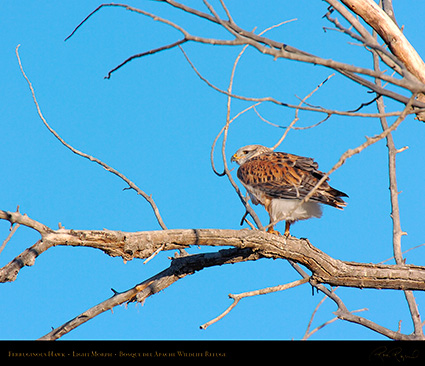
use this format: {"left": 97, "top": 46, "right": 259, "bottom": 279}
{"left": 1, "top": 1, "right": 425, "bottom": 340}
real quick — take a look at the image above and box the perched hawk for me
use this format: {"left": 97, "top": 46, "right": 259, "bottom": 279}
{"left": 231, "top": 144, "right": 348, "bottom": 236}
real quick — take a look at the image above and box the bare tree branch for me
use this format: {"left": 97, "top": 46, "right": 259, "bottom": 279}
{"left": 16, "top": 45, "right": 168, "bottom": 231}
{"left": 0, "top": 224, "right": 19, "bottom": 256}
{"left": 381, "top": 0, "right": 398, "bottom": 27}
{"left": 2, "top": 208, "right": 423, "bottom": 340}
{"left": 0, "top": 206, "right": 21, "bottom": 255}
{"left": 372, "top": 31, "right": 424, "bottom": 338}
{"left": 270, "top": 74, "right": 335, "bottom": 151}
{"left": 68, "top": 2, "right": 425, "bottom": 114}
{"left": 105, "top": 38, "right": 188, "bottom": 79}
{"left": 303, "top": 296, "right": 368, "bottom": 340}
{"left": 179, "top": 43, "right": 425, "bottom": 118}
{"left": 7, "top": 0, "right": 425, "bottom": 341}
{"left": 324, "top": 0, "right": 403, "bottom": 75}
{"left": 200, "top": 278, "right": 309, "bottom": 330}
{"left": 2, "top": 211, "right": 425, "bottom": 293}
{"left": 339, "top": 0, "right": 425, "bottom": 120}
{"left": 38, "top": 246, "right": 260, "bottom": 340}
{"left": 340, "top": 0, "right": 425, "bottom": 82}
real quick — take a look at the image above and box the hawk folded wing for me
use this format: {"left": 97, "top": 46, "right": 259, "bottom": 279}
{"left": 231, "top": 145, "right": 348, "bottom": 236}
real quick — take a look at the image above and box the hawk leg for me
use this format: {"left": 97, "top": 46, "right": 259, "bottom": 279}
{"left": 284, "top": 221, "right": 291, "bottom": 237}
{"left": 267, "top": 221, "right": 291, "bottom": 237}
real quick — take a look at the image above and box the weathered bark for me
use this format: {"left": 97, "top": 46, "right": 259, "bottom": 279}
{"left": 3, "top": 225, "right": 425, "bottom": 292}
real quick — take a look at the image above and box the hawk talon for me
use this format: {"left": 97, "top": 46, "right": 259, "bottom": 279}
{"left": 267, "top": 222, "right": 291, "bottom": 237}
{"left": 267, "top": 227, "right": 281, "bottom": 236}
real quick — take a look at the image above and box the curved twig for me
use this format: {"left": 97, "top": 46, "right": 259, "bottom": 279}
{"left": 105, "top": 38, "right": 188, "bottom": 79}
{"left": 200, "top": 278, "right": 309, "bottom": 330}
{"left": 16, "top": 45, "right": 168, "bottom": 231}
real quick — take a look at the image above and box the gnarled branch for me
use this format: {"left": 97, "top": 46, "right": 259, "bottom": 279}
{"left": 2, "top": 210, "right": 425, "bottom": 292}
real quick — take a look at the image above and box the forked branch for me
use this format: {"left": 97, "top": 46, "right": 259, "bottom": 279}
{"left": 66, "top": 2, "right": 425, "bottom": 115}
{"left": 2, "top": 211, "right": 425, "bottom": 292}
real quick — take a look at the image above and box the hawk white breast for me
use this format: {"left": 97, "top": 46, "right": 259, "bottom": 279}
{"left": 231, "top": 144, "right": 348, "bottom": 236}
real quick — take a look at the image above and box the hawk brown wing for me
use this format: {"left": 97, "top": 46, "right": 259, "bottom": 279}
{"left": 237, "top": 152, "right": 347, "bottom": 209}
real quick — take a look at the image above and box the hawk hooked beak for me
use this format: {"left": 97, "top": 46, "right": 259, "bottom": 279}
{"left": 230, "top": 154, "right": 239, "bottom": 163}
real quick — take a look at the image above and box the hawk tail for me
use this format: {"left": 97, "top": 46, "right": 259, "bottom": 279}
{"left": 326, "top": 187, "right": 348, "bottom": 210}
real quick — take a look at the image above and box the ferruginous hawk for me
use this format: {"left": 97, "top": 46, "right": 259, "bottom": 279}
{"left": 231, "top": 144, "right": 348, "bottom": 236}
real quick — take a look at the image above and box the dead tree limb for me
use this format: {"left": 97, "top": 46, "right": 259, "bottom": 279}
{"left": 2, "top": 210, "right": 425, "bottom": 292}
{"left": 38, "top": 246, "right": 259, "bottom": 340}
{"left": 339, "top": 0, "right": 425, "bottom": 120}
{"left": 66, "top": 2, "right": 425, "bottom": 115}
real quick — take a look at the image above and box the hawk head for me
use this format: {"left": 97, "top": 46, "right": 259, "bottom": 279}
{"left": 231, "top": 144, "right": 272, "bottom": 165}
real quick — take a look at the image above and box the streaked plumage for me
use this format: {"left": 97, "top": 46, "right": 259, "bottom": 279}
{"left": 231, "top": 144, "right": 347, "bottom": 236}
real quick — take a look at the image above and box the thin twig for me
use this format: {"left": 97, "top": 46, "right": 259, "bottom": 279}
{"left": 323, "top": 1, "right": 404, "bottom": 75}
{"left": 253, "top": 106, "right": 331, "bottom": 130}
{"left": 218, "top": 0, "right": 234, "bottom": 24}
{"left": 143, "top": 243, "right": 165, "bottom": 264}
{"left": 380, "top": 243, "right": 425, "bottom": 264}
{"left": 303, "top": 308, "right": 368, "bottom": 340}
{"left": 0, "top": 224, "right": 20, "bottom": 256}
{"left": 210, "top": 102, "right": 262, "bottom": 176}
{"left": 200, "top": 278, "right": 309, "bottom": 330}
{"left": 216, "top": 20, "right": 299, "bottom": 228}
{"left": 105, "top": 39, "right": 187, "bottom": 79}
{"left": 70, "top": 3, "right": 425, "bottom": 113}
{"left": 219, "top": 41, "right": 263, "bottom": 230}
{"left": 179, "top": 45, "right": 420, "bottom": 118}
{"left": 15, "top": 45, "right": 168, "bottom": 230}
{"left": 303, "top": 289, "right": 334, "bottom": 339}
{"left": 270, "top": 74, "right": 335, "bottom": 151}
{"left": 66, "top": 3, "right": 245, "bottom": 78}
